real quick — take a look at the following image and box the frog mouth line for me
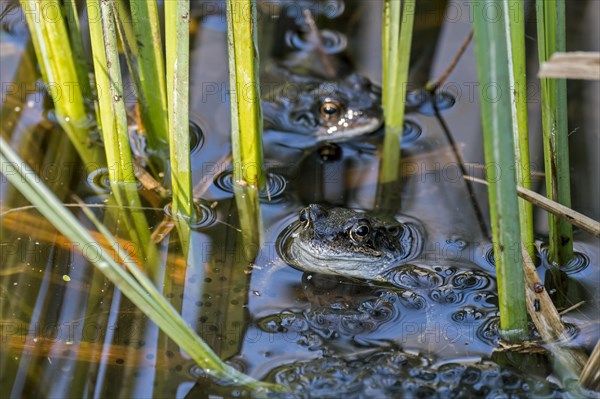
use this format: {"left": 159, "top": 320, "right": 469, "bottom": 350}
{"left": 288, "top": 237, "right": 384, "bottom": 275}
{"left": 315, "top": 116, "right": 382, "bottom": 142}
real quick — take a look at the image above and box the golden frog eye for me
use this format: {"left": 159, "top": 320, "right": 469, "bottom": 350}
{"left": 350, "top": 223, "right": 371, "bottom": 242}
{"left": 319, "top": 100, "right": 342, "bottom": 121}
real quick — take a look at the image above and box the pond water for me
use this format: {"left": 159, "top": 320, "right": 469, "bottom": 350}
{"left": 0, "top": 1, "right": 598, "bottom": 398}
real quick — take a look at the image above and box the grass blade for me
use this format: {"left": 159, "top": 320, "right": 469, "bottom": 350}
{"left": 0, "top": 137, "right": 282, "bottom": 392}
{"left": 472, "top": 0, "right": 527, "bottom": 341}
{"left": 536, "top": 0, "right": 573, "bottom": 265}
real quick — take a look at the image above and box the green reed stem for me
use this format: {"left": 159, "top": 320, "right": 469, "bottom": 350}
{"left": 536, "top": 0, "right": 573, "bottom": 265}
{"left": 87, "top": 0, "right": 133, "bottom": 184}
{"left": 19, "top": 0, "right": 104, "bottom": 166}
{"left": 130, "top": 0, "right": 169, "bottom": 150}
{"left": 0, "top": 138, "right": 283, "bottom": 393}
{"left": 379, "top": 0, "right": 415, "bottom": 184}
{"left": 472, "top": 0, "right": 527, "bottom": 341}
{"left": 63, "top": 0, "right": 92, "bottom": 104}
{"left": 226, "top": 0, "right": 264, "bottom": 254}
{"left": 114, "top": 0, "right": 137, "bottom": 53}
{"left": 87, "top": 0, "right": 157, "bottom": 275}
{"left": 165, "top": 0, "right": 193, "bottom": 220}
{"left": 381, "top": 0, "right": 390, "bottom": 113}
{"left": 505, "top": 0, "right": 534, "bottom": 261}
{"left": 226, "top": 0, "right": 265, "bottom": 189}
{"left": 233, "top": 184, "right": 262, "bottom": 257}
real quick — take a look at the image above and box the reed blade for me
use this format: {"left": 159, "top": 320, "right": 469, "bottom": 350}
{"left": 536, "top": 0, "right": 573, "bottom": 265}
{"left": 504, "top": 0, "right": 535, "bottom": 260}
{"left": 379, "top": 0, "right": 415, "bottom": 185}
{"left": 226, "top": 0, "right": 264, "bottom": 252}
{"left": 472, "top": 0, "right": 527, "bottom": 341}
{"left": 130, "top": 0, "right": 169, "bottom": 150}
{"left": 63, "top": 0, "right": 92, "bottom": 104}
{"left": 166, "top": 0, "right": 194, "bottom": 223}
{"left": 18, "top": 0, "right": 104, "bottom": 165}
{"left": 226, "top": 0, "right": 265, "bottom": 189}
{"left": 87, "top": 0, "right": 158, "bottom": 276}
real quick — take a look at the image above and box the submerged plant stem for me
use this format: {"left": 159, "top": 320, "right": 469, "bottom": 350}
{"left": 87, "top": 0, "right": 157, "bottom": 276}
{"left": 472, "top": 0, "right": 527, "bottom": 341}
{"left": 536, "top": 0, "right": 573, "bottom": 265}
{"left": 426, "top": 30, "right": 473, "bottom": 93}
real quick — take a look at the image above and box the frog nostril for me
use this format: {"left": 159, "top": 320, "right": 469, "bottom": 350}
{"left": 293, "top": 112, "right": 317, "bottom": 128}
{"left": 386, "top": 225, "right": 404, "bottom": 237}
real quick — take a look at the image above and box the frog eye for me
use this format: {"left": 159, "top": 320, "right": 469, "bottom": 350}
{"left": 350, "top": 223, "right": 371, "bottom": 242}
{"left": 319, "top": 99, "right": 342, "bottom": 122}
{"left": 299, "top": 209, "right": 310, "bottom": 226}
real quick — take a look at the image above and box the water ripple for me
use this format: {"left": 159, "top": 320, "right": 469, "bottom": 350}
{"left": 385, "top": 264, "right": 443, "bottom": 290}
{"left": 163, "top": 199, "right": 216, "bottom": 229}
{"left": 87, "top": 168, "right": 112, "bottom": 193}
{"left": 406, "top": 90, "right": 456, "bottom": 115}
{"left": 401, "top": 120, "right": 423, "bottom": 146}
{"left": 285, "top": 29, "right": 347, "bottom": 54}
{"left": 189, "top": 120, "right": 206, "bottom": 154}
{"left": 539, "top": 246, "right": 590, "bottom": 273}
{"left": 214, "top": 171, "right": 287, "bottom": 202}
{"left": 451, "top": 270, "right": 492, "bottom": 291}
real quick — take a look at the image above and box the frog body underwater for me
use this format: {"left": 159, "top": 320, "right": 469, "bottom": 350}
{"left": 282, "top": 204, "right": 423, "bottom": 281}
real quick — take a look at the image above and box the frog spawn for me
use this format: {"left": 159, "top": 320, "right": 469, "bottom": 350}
{"left": 255, "top": 264, "right": 497, "bottom": 353}
{"left": 263, "top": 348, "right": 564, "bottom": 398}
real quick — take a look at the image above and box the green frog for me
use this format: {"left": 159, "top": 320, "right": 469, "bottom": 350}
{"left": 282, "top": 204, "right": 423, "bottom": 281}
{"left": 262, "top": 72, "right": 383, "bottom": 144}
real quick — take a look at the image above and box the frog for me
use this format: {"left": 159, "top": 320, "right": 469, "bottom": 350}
{"left": 282, "top": 204, "right": 423, "bottom": 281}
{"left": 262, "top": 71, "right": 383, "bottom": 144}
